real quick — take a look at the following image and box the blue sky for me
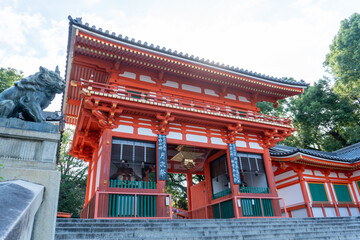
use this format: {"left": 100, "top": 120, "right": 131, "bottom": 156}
{"left": 0, "top": 0, "right": 359, "bottom": 111}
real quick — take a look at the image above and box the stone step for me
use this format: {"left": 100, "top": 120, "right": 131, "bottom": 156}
{"left": 56, "top": 218, "right": 360, "bottom": 226}
{"left": 56, "top": 223, "right": 360, "bottom": 234}
{"left": 55, "top": 226, "right": 360, "bottom": 240}
{"left": 55, "top": 217, "right": 360, "bottom": 240}
{"left": 56, "top": 221, "right": 360, "bottom": 229}
{"left": 56, "top": 216, "right": 360, "bottom": 223}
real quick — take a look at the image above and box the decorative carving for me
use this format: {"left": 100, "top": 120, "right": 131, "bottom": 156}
{"left": 227, "top": 122, "right": 243, "bottom": 143}
{"left": 83, "top": 97, "right": 123, "bottom": 129}
{"left": 262, "top": 129, "right": 292, "bottom": 148}
{"left": 156, "top": 112, "right": 174, "bottom": 134}
{"left": 0, "top": 66, "right": 65, "bottom": 122}
{"left": 320, "top": 169, "right": 331, "bottom": 177}
{"left": 279, "top": 162, "right": 288, "bottom": 170}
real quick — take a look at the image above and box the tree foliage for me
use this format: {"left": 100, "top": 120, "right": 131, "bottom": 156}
{"left": 57, "top": 129, "right": 88, "bottom": 217}
{"left": 258, "top": 79, "right": 360, "bottom": 152}
{"left": 166, "top": 173, "right": 205, "bottom": 210}
{"left": 0, "top": 67, "right": 23, "bottom": 93}
{"left": 324, "top": 13, "right": 360, "bottom": 103}
{"left": 288, "top": 79, "right": 360, "bottom": 151}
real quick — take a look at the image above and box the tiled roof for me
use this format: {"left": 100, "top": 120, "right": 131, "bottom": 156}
{"left": 270, "top": 143, "right": 360, "bottom": 163}
{"left": 68, "top": 16, "right": 309, "bottom": 87}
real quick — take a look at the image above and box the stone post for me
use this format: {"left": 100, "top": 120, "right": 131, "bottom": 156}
{"left": 0, "top": 118, "right": 61, "bottom": 240}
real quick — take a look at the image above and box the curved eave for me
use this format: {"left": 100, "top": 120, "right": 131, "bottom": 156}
{"left": 271, "top": 152, "right": 360, "bottom": 170}
{"left": 68, "top": 18, "right": 308, "bottom": 92}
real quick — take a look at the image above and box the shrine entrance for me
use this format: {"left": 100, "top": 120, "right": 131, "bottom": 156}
{"left": 166, "top": 143, "right": 237, "bottom": 219}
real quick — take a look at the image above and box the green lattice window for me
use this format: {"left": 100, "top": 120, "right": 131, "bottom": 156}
{"left": 333, "top": 184, "right": 352, "bottom": 203}
{"left": 308, "top": 183, "right": 328, "bottom": 202}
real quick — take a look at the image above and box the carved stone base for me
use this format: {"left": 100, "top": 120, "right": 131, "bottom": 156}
{"left": 0, "top": 118, "right": 61, "bottom": 240}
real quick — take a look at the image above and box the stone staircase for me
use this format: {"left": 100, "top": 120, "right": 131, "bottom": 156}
{"left": 56, "top": 217, "right": 360, "bottom": 240}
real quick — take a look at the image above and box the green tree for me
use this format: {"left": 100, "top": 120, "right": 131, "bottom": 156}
{"left": 324, "top": 13, "right": 360, "bottom": 103}
{"left": 287, "top": 78, "right": 360, "bottom": 151}
{"left": 166, "top": 173, "right": 188, "bottom": 210}
{"left": 0, "top": 67, "right": 23, "bottom": 93}
{"left": 166, "top": 173, "right": 205, "bottom": 210}
{"left": 256, "top": 99, "right": 288, "bottom": 117}
{"left": 57, "top": 129, "right": 88, "bottom": 217}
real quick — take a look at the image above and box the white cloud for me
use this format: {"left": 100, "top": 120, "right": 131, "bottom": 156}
{"left": 1, "top": 0, "right": 360, "bottom": 112}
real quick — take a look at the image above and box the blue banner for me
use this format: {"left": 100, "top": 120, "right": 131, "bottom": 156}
{"left": 157, "top": 134, "right": 168, "bottom": 180}
{"left": 228, "top": 143, "right": 241, "bottom": 184}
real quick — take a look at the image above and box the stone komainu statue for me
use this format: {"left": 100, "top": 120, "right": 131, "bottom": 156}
{"left": 0, "top": 66, "right": 65, "bottom": 122}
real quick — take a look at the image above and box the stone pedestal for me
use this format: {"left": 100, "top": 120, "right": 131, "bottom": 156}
{"left": 0, "top": 118, "right": 61, "bottom": 240}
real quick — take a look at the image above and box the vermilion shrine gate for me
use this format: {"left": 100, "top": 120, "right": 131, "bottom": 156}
{"left": 63, "top": 16, "right": 308, "bottom": 219}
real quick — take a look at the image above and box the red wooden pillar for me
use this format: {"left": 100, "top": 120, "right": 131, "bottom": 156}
{"left": 99, "top": 128, "right": 112, "bottom": 191}
{"left": 297, "top": 170, "right": 314, "bottom": 217}
{"left": 263, "top": 149, "right": 277, "bottom": 196}
{"left": 326, "top": 180, "right": 340, "bottom": 217}
{"left": 186, "top": 173, "right": 193, "bottom": 211}
{"left": 203, "top": 159, "right": 212, "bottom": 203}
{"left": 95, "top": 128, "right": 112, "bottom": 218}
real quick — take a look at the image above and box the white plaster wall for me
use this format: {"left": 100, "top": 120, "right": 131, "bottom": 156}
{"left": 314, "top": 170, "right": 324, "bottom": 176}
{"left": 204, "top": 89, "right": 219, "bottom": 96}
{"left": 249, "top": 142, "right": 263, "bottom": 149}
{"left": 113, "top": 125, "right": 134, "bottom": 134}
{"left": 186, "top": 134, "right": 207, "bottom": 143}
{"left": 275, "top": 171, "right": 296, "bottom": 182}
{"left": 312, "top": 207, "right": 324, "bottom": 217}
{"left": 338, "top": 207, "right": 350, "bottom": 217}
{"left": 182, "top": 84, "right": 201, "bottom": 93}
{"left": 278, "top": 177, "right": 299, "bottom": 186}
{"left": 327, "top": 184, "right": 335, "bottom": 202}
{"left": 348, "top": 184, "right": 356, "bottom": 202}
{"left": 352, "top": 181, "right": 360, "bottom": 200}
{"left": 211, "top": 137, "right": 226, "bottom": 145}
{"left": 305, "top": 182, "right": 311, "bottom": 201}
{"left": 324, "top": 207, "right": 337, "bottom": 217}
{"left": 329, "top": 172, "right": 337, "bottom": 178}
{"left": 350, "top": 208, "right": 360, "bottom": 216}
{"left": 238, "top": 96, "right": 250, "bottom": 102}
{"left": 224, "top": 93, "right": 236, "bottom": 100}
{"left": 139, "top": 75, "right": 155, "bottom": 83}
{"left": 291, "top": 208, "right": 308, "bottom": 218}
{"left": 353, "top": 170, "right": 360, "bottom": 177}
{"left": 138, "top": 127, "right": 157, "bottom": 137}
{"left": 235, "top": 140, "right": 246, "bottom": 148}
{"left": 167, "top": 131, "right": 182, "bottom": 140}
{"left": 277, "top": 184, "right": 304, "bottom": 206}
{"left": 162, "top": 80, "right": 179, "bottom": 88}
{"left": 119, "top": 71, "right": 136, "bottom": 79}
{"left": 303, "top": 169, "right": 312, "bottom": 175}
{"left": 338, "top": 173, "right": 347, "bottom": 178}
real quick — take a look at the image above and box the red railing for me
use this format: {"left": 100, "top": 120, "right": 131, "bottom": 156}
{"left": 77, "top": 79, "right": 292, "bottom": 127}
{"left": 80, "top": 194, "right": 96, "bottom": 219}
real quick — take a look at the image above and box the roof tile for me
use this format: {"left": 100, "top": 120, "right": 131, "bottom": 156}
{"left": 68, "top": 15, "right": 308, "bottom": 87}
